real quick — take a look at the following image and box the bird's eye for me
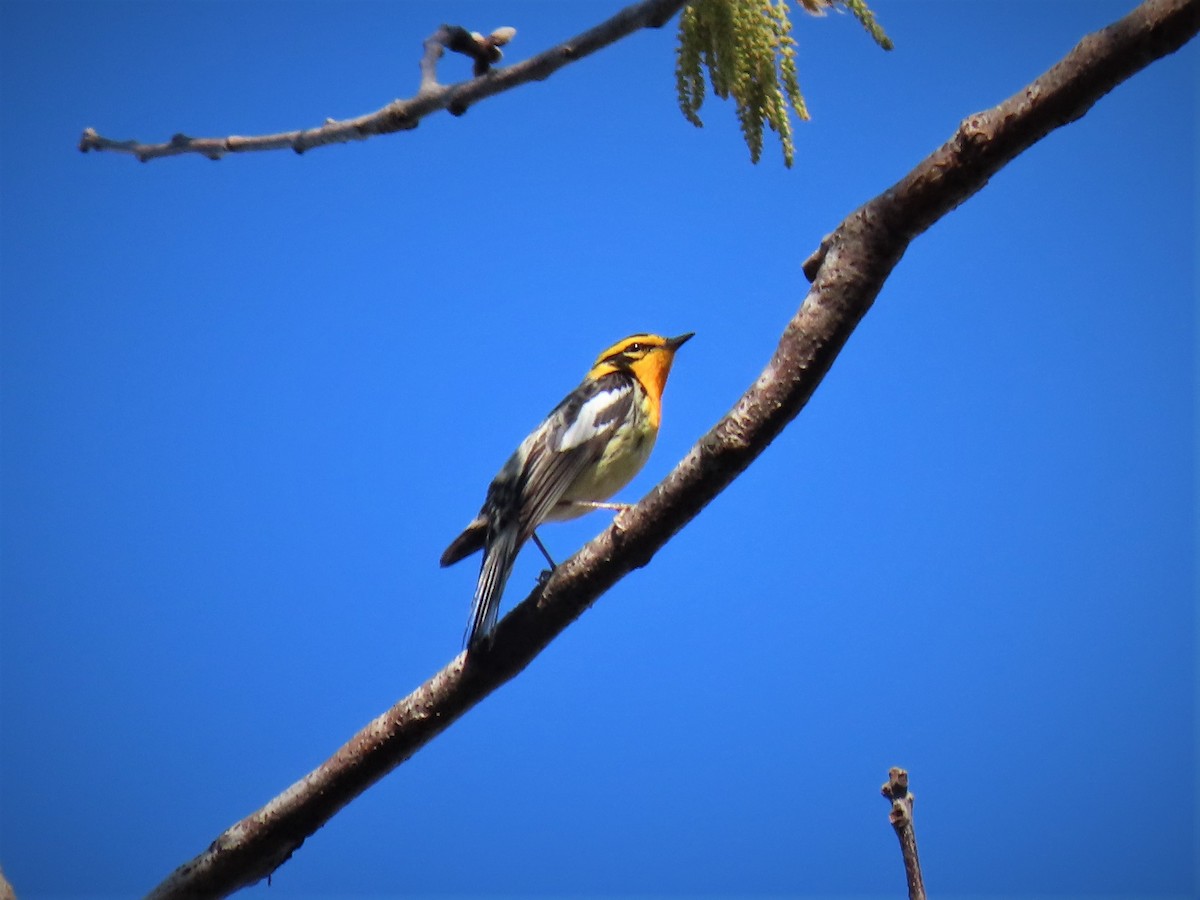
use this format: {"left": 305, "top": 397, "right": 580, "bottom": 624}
{"left": 626, "top": 342, "right": 646, "bottom": 354}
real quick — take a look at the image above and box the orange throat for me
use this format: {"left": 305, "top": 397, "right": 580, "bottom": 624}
{"left": 629, "top": 353, "right": 676, "bottom": 427}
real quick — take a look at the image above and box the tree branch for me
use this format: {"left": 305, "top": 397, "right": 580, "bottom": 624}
{"left": 881, "top": 767, "right": 926, "bottom": 900}
{"left": 144, "top": 0, "right": 1199, "bottom": 896}
{"left": 77, "top": 0, "right": 687, "bottom": 162}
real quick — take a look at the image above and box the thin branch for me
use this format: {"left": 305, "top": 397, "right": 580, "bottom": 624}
{"left": 145, "top": 0, "right": 1199, "bottom": 896}
{"left": 77, "top": 0, "right": 687, "bottom": 162}
{"left": 881, "top": 767, "right": 926, "bottom": 900}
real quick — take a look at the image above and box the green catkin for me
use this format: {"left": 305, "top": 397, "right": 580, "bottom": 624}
{"left": 676, "top": 0, "right": 890, "bottom": 167}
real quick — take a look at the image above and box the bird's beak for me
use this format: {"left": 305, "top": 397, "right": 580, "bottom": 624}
{"left": 667, "top": 332, "right": 695, "bottom": 350}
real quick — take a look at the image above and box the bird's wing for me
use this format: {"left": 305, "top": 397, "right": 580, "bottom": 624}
{"left": 464, "top": 373, "right": 635, "bottom": 649}
{"left": 512, "top": 372, "right": 635, "bottom": 537}
{"left": 441, "top": 373, "right": 634, "bottom": 568}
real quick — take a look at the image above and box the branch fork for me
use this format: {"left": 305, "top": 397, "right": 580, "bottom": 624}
{"left": 420, "top": 24, "right": 517, "bottom": 92}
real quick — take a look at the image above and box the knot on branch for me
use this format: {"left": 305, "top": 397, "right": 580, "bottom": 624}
{"left": 955, "top": 112, "right": 992, "bottom": 156}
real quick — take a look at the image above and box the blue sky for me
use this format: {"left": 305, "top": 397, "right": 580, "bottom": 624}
{"left": 0, "top": 1, "right": 1195, "bottom": 897}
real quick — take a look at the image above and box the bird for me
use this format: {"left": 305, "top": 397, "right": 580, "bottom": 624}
{"left": 441, "top": 331, "right": 694, "bottom": 651}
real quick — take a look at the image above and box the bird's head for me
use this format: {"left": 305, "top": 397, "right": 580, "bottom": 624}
{"left": 587, "top": 332, "right": 694, "bottom": 404}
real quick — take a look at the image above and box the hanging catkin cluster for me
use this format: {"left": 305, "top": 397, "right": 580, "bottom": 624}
{"left": 676, "top": 0, "right": 891, "bottom": 167}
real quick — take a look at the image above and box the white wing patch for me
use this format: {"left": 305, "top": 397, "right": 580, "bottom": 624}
{"left": 556, "top": 384, "right": 630, "bottom": 451}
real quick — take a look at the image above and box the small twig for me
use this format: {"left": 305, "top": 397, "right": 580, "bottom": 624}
{"left": 78, "top": 0, "right": 687, "bottom": 162}
{"left": 881, "top": 768, "right": 926, "bottom": 900}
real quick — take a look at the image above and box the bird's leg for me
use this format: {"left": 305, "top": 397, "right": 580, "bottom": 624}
{"left": 531, "top": 530, "right": 557, "bottom": 585}
{"left": 531, "top": 531, "right": 557, "bottom": 567}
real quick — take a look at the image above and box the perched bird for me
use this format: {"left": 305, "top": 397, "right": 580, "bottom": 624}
{"left": 441, "top": 332, "right": 694, "bottom": 651}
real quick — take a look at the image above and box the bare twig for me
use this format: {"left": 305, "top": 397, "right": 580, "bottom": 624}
{"left": 881, "top": 767, "right": 926, "bottom": 900}
{"left": 77, "top": 0, "right": 686, "bottom": 162}
{"left": 144, "top": 0, "right": 1199, "bottom": 896}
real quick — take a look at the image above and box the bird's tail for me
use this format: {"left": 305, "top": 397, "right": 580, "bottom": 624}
{"left": 466, "top": 526, "right": 520, "bottom": 651}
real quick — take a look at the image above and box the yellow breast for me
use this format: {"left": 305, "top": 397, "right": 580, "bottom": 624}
{"left": 550, "top": 386, "right": 657, "bottom": 520}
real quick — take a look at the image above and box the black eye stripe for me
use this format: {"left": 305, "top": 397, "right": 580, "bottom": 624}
{"left": 599, "top": 339, "right": 659, "bottom": 368}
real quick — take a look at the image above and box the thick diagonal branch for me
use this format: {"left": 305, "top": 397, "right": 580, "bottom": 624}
{"left": 78, "top": 0, "right": 686, "bottom": 162}
{"left": 145, "top": 0, "right": 1199, "bottom": 896}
